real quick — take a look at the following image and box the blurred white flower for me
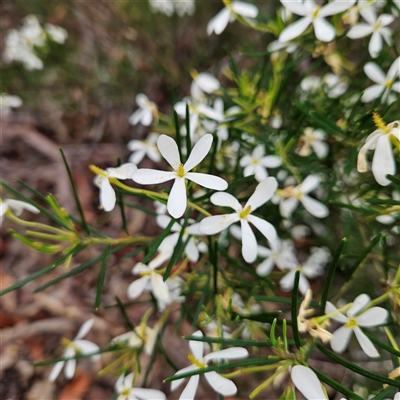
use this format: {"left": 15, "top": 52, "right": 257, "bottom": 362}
{"left": 0, "top": 94, "right": 22, "bottom": 115}
{"left": 298, "top": 127, "right": 329, "bottom": 158}
{"left": 115, "top": 373, "right": 166, "bottom": 400}
{"left": 148, "top": 0, "right": 174, "bottom": 16}
{"left": 326, "top": 294, "right": 388, "bottom": 358}
{"left": 0, "top": 198, "right": 39, "bottom": 224}
{"left": 92, "top": 163, "right": 137, "bottom": 212}
{"left": 49, "top": 319, "right": 100, "bottom": 381}
{"left": 279, "top": 0, "right": 356, "bottom": 43}
{"left": 322, "top": 73, "right": 349, "bottom": 98}
{"left": 173, "top": 0, "right": 195, "bottom": 16}
{"left": 362, "top": 57, "right": 400, "bottom": 104}
{"left": 128, "top": 132, "right": 161, "bottom": 165}
{"left": 112, "top": 324, "right": 158, "bottom": 356}
{"left": 207, "top": 1, "right": 258, "bottom": 36}
{"left": 200, "top": 177, "right": 278, "bottom": 263}
{"left": 132, "top": 134, "right": 228, "bottom": 218}
{"left": 190, "top": 71, "right": 220, "bottom": 101}
{"left": 45, "top": 23, "right": 68, "bottom": 43}
{"left": 171, "top": 330, "right": 248, "bottom": 400}
{"left": 129, "top": 94, "right": 158, "bottom": 126}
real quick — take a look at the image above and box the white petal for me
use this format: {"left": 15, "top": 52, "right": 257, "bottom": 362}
{"left": 65, "top": 359, "right": 76, "bottom": 379}
{"left": 256, "top": 257, "right": 275, "bottom": 276}
{"left": 353, "top": 326, "right": 380, "bottom": 358}
{"left": 356, "top": 307, "right": 388, "bottom": 327}
{"left": 279, "top": 17, "right": 312, "bottom": 43}
{"left": 280, "top": 0, "right": 308, "bottom": 16}
{"left": 132, "top": 169, "right": 175, "bottom": 184}
{"left": 204, "top": 347, "right": 248, "bottom": 362}
{"left": 49, "top": 361, "right": 64, "bottom": 382}
{"left": 130, "top": 388, "right": 166, "bottom": 400}
{"left": 361, "top": 84, "right": 385, "bottom": 103}
{"left": 136, "top": 93, "right": 149, "bottom": 108}
{"left": 245, "top": 177, "right": 278, "bottom": 211}
{"left": 189, "top": 330, "right": 204, "bottom": 359}
{"left": 291, "top": 365, "right": 328, "bottom": 400}
{"left": 99, "top": 178, "right": 116, "bottom": 212}
{"left": 74, "top": 340, "right": 100, "bottom": 360}
{"left": 167, "top": 178, "right": 187, "bottom": 218}
{"left": 151, "top": 273, "right": 171, "bottom": 303}
{"left": 195, "top": 73, "right": 220, "bottom": 93}
{"left": 197, "top": 104, "right": 224, "bottom": 122}
{"left": 313, "top": 17, "right": 336, "bottom": 42}
{"left": 298, "top": 273, "right": 311, "bottom": 296}
{"left": 347, "top": 293, "right": 371, "bottom": 316}
{"left": 157, "top": 135, "right": 181, "bottom": 170}
{"left": 107, "top": 163, "right": 137, "bottom": 179}
{"left": 75, "top": 319, "right": 94, "bottom": 340}
{"left": 300, "top": 195, "right": 329, "bottom": 218}
{"left": 279, "top": 269, "right": 297, "bottom": 291}
{"left": 185, "top": 239, "right": 199, "bottom": 262}
{"left": 129, "top": 109, "right": 145, "bottom": 125}
{"left": 379, "top": 14, "right": 395, "bottom": 26}
{"left": 311, "top": 141, "right": 329, "bottom": 158}
{"left": 364, "top": 62, "right": 385, "bottom": 84}
{"left": 127, "top": 277, "right": 149, "bottom": 299}
{"left": 326, "top": 302, "right": 349, "bottom": 323}
{"left": 387, "top": 56, "right": 400, "bottom": 81}
{"left": 299, "top": 175, "right": 320, "bottom": 193}
{"left": 347, "top": 24, "right": 373, "bottom": 39}
{"left": 179, "top": 375, "right": 199, "bottom": 400}
{"left": 247, "top": 215, "right": 277, "bottom": 245}
{"left": 330, "top": 326, "right": 353, "bottom": 354}
{"left": 199, "top": 214, "right": 240, "bottom": 235}
{"left": 129, "top": 150, "right": 146, "bottom": 165}
{"left": 186, "top": 172, "right": 228, "bottom": 191}
{"left": 156, "top": 215, "right": 181, "bottom": 232}
{"left": 204, "top": 371, "right": 237, "bottom": 396}
{"left": 240, "top": 219, "right": 258, "bottom": 263}
{"left": 171, "top": 365, "right": 198, "bottom": 392}
{"left": 260, "top": 155, "right": 282, "bottom": 168}
{"left": 320, "top": 0, "right": 355, "bottom": 17}
{"left": 184, "top": 134, "right": 213, "bottom": 172}
{"left": 369, "top": 31, "right": 382, "bottom": 58}
{"left": 210, "top": 192, "right": 242, "bottom": 211}
{"left": 280, "top": 197, "right": 299, "bottom": 218}
{"left": 359, "top": 2, "right": 376, "bottom": 25}
{"left": 231, "top": 1, "right": 258, "bottom": 18}
{"left": 372, "top": 134, "right": 395, "bottom": 186}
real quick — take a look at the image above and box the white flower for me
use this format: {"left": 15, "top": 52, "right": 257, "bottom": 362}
{"left": 240, "top": 145, "right": 282, "bottom": 182}
{"left": 199, "top": 177, "right": 278, "bottom": 263}
{"left": 158, "top": 275, "right": 185, "bottom": 311}
{"left": 49, "top": 319, "right": 100, "bottom": 381}
{"left": 0, "top": 198, "right": 39, "bottom": 224}
{"left": 0, "top": 93, "right": 22, "bottom": 115}
{"left": 112, "top": 325, "right": 158, "bottom": 356}
{"left": 127, "top": 132, "right": 161, "bottom": 165}
{"left": 115, "top": 373, "right": 166, "bottom": 400}
{"left": 45, "top": 23, "right": 68, "bottom": 44}
{"left": 127, "top": 248, "right": 173, "bottom": 308}
{"left": 362, "top": 57, "right": 400, "bottom": 104}
{"left": 322, "top": 73, "right": 349, "bottom": 98}
{"left": 173, "top": 0, "right": 195, "bottom": 16}
{"left": 357, "top": 114, "right": 400, "bottom": 186}
{"left": 156, "top": 215, "right": 206, "bottom": 262}
{"left": 298, "top": 127, "right": 329, "bottom": 158}
{"left": 277, "top": 175, "right": 329, "bottom": 218}
{"left": 347, "top": 0, "right": 394, "bottom": 58}
{"left": 256, "top": 239, "right": 298, "bottom": 276}
{"left": 279, "top": 0, "right": 356, "bottom": 43}
{"left": 148, "top": 0, "right": 174, "bottom": 16}
{"left": 129, "top": 94, "right": 158, "bottom": 126}
{"left": 190, "top": 71, "right": 221, "bottom": 101}
{"left": 132, "top": 134, "right": 228, "bottom": 218}
{"left": 326, "top": 294, "right": 389, "bottom": 358}
{"left": 291, "top": 365, "right": 328, "bottom": 399}
{"left": 92, "top": 163, "right": 137, "bottom": 212}
{"left": 171, "top": 330, "right": 248, "bottom": 400}
{"left": 279, "top": 247, "right": 330, "bottom": 295}
{"left": 207, "top": 1, "right": 258, "bottom": 36}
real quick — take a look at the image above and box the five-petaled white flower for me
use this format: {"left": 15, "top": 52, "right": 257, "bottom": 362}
{"left": 129, "top": 94, "right": 158, "bottom": 126}
{"left": 240, "top": 144, "right": 282, "bottom": 182}
{"left": 291, "top": 365, "right": 328, "bottom": 400}
{"left": 115, "top": 373, "right": 166, "bottom": 400}
{"left": 171, "top": 330, "right": 248, "bottom": 400}
{"left": 362, "top": 57, "right": 400, "bottom": 104}
{"left": 127, "top": 132, "right": 161, "bottom": 165}
{"left": 132, "top": 134, "right": 228, "bottom": 218}
{"left": 347, "top": 0, "right": 394, "bottom": 58}
{"left": 49, "top": 319, "right": 100, "bottom": 381}
{"left": 199, "top": 177, "right": 278, "bottom": 263}
{"left": 207, "top": 1, "right": 259, "bottom": 36}
{"left": 298, "top": 127, "right": 329, "bottom": 159}
{"left": 92, "top": 163, "right": 137, "bottom": 212}
{"left": 275, "top": 175, "right": 329, "bottom": 218}
{"left": 357, "top": 114, "right": 400, "bottom": 186}
{"left": 0, "top": 198, "right": 39, "bottom": 224}
{"left": 326, "top": 293, "right": 389, "bottom": 358}
{"left": 279, "top": 0, "right": 356, "bottom": 43}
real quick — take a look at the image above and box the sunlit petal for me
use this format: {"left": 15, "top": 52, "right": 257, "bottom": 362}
{"left": 186, "top": 172, "right": 228, "bottom": 191}
{"left": 157, "top": 135, "right": 181, "bottom": 170}
{"left": 205, "top": 371, "right": 237, "bottom": 396}
{"left": 291, "top": 365, "right": 328, "bottom": 400}
{"left": 184, "top": 134, "right": 213, "bottom": 172}
{"left": 245, "top": 177, "right": 278, "bottom": 211}
{"left": 199, "top": 214, "right": 240, "bottom": 235}
{"left": 353, "top": 326, "right": 380, "bottom": 358}
{"left": 330, "top": 326, "right": 353, "bottom": 354}
{"left": 240, "top": 219, "right": 258, "bottom": 263}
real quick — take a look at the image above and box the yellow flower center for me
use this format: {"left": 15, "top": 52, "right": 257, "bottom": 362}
{"left": 187, "top": 353, "right": 206, "bottom": 368}
{"left": 177, "top": 163, "right": 186, "bottom": 178}
{"left": 190, "top": 69, "right": 199, "bottom": 80}
{"left": 312, "top": 6, "right": 321, "bottom": 19}
{"left": 251, "top": 159, "right": 259, "bottom": 165}
{"left": 373, "top": 21, "right": 382, "bottom": 31}
{"left": 121, "top": 388, "right": 131, "bottom": 397}
{"left": 385, "top": 79, "right": 394, "bottom": 88}
{"left": 345, "top": 318, "right": 358, "bottom": 328}
{"left": 239, "top": 205, "right": 252, "bottom": 219}
{"left": 373, "top": 112, "right": 390, "bottom": 134}
{"left": 89, "top": 164, "right": 108, "bottom": 177}
{"left": 61, "top": 337, "right": 72, "bottom": 347}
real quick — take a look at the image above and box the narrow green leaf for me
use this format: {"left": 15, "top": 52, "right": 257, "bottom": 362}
{"left": 346, "top": 234, "right": 381, "bottom": 280}
{"left": 329, "top": 200, "right": 375, "bottom": 215}
{"left": 142, "top": 217, "right": 175, "bottom": 265}
{"left": 123, "top": 202, "right": 157, "bottom": 216}
{"left": 386, "top": 174, "right": 400, "bottom": 186}
{"left": 10, "top": 231, "right": 60, "bottom": 253}
{"left": 193, "top": 273, "right": 210, "bottom": 324}
{"left": 253, "top": 295, "right": 320, "bottom": 307}
{"left": 291, "top": 270, "right": 301, "bottom": 349}
{"left": 370, "top": 386, "right": 397, "bottom": 400}
{"left": 183, "top": 335, "right": 297, "bottom": 347}
{"left": 315, "top": 343, "right": 400, "bottom": 388}
{"left": 310, "top": 367, "right": 364, "bottom": 400}
{"left": 15, "top": 179, "right": 48, "bottom": 203}
{"left": 59, "top": 148, "right": 90, "bottom": 235}
{"left": 173, "top": 110, "right": 183, "bottom": 161}
{"left": 115, "top": 295, "right": 134, "bottom": 330}
{"left": 365, "top": 198, "right": 400, "bottom": 205}
{"left": 116, "top": 157, "right": 129, "bottom": 236}
{"left": 95, "top": 245, "right": 110, "bottom": 310}
{"left": 185, "top": 103, "right": 191, "bottom": 163}
{"left": 320, "top": 238, "right": 347, "bottom": 314}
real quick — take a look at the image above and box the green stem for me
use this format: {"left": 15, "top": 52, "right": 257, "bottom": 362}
{"left": 25, "top": 230, "right": 72, "bottom": 242}
{"left": 81, "top": 236, "right": 153, "bottom": 246}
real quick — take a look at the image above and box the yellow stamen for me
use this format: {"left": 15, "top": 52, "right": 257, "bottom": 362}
{"left": 139, "top": 270, "right": 153, "bottom": 277}
{"left": 89, "top": 165, "right": 108, "bottom": 177}
{"left": 385, "top": 79, "right": 394, "bottom": 88}
{"left": 188, "top": 353, "right": 206, "bottom": 368}
{"left": 61, "top": 338, "right": 72, "bottom": 347}
{"left": 373, "top": 112, "right": 390, "bottom": 134}
{"left": 121, "top": 388, "right": 131, "bottom": 396}
{"left": 239, "top": 205, "right": 252, "bottom": 219}
{"left": 177, "top": 164, "right": 186, "bottom": 178}
{"left": 345, "top": 318, "right": 357, "bottom": 328}
{"left": 190, "top": 69, "right": 198, "bottom": 80}
{"left": 251, "top": 159, "right": 259, "bottom": 165}
{"left": 373, "top": 21, "right": 382, "bottom": 31}
{"left": 312, "top": 6, "right": 321, "bottom": 19}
